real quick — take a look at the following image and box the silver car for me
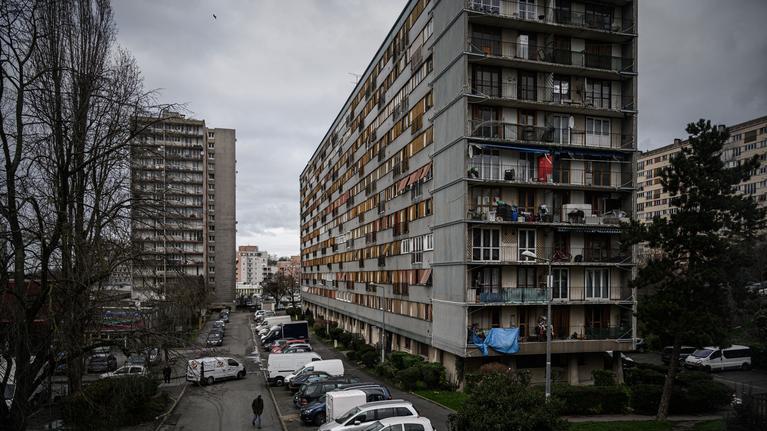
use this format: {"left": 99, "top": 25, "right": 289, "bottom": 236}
{"left": 318, "top": 400, "right": 418, "bottom": 431}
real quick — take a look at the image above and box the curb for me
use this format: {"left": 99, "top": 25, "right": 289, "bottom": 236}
{"left": 408, "top": 391, "right": 457, "bottom": 413}
{"left": 263, "top": 370, "right": 289, "bottom": 431}
{"left": 154, "top": 382, "right": 189, "bottom": 430}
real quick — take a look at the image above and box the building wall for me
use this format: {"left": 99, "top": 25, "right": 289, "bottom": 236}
{"left": 207, "top": 128, "right": 237, "bottom": 303}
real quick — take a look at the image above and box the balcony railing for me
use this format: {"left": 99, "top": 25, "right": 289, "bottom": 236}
{"left": 470, "top": 83, "right": 635, "bottom": 112}
{"left": 468, "top": 161, "right": 631, "bottom": 188}
{"left": 468, "top": 39, "right": 635, "bottom": 73}
{"left": 469, "top": 286, "right": 547, "bottom": 304}
{"left": 468, "top": 325, "right": 632, "bottom": 345}
{"left": 468, "top": 204, "right": 630, "bottom": 226}
{"left": 469, "top": 245, "right": 632, "bottom": 264}
{"left": 465, "top": 0, "right": 635, "bottom": 35}
{"left": 469, "top": 120, "right": 634, "bottom": 149}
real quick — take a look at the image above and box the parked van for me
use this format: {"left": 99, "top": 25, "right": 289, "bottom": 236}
{"left": 261, "top": 315, "right": 292, "bottom": 329}
{"left": 186, "top": 357, "right": 246, "bottom": 385}
{"left": 326, "top": 390, "right": 367, "bottom": 424}
{"left": 267, "top": 352, "right": 321, "bottom": 386}
{"left": 684, "top": 345, "right": 752, "bottom": 372}
{"left": 286, "top": 359, "right": 343, "bottom": 384}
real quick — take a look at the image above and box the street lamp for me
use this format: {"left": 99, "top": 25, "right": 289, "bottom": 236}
{"left": 521, "top": 250, "right": 553, "bottom": 400}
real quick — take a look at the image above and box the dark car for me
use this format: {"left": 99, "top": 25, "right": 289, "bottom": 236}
{"left": 299, "top": 385, "right": 392, "bottom": 425}
{"left": 219, "top": 311, "right": 230, "bottom": 323}
{"left": 293, "top": 377, "right": 365, "bottom": 408}
{"left": 87, "top": 354, "right": 117, "bottom": 373}
{"left": 661, "top": 346, "right": 697, "bottom": 364}
{"left": 206, "top": 333, "right": 223, "bottom": 347}
{"left": 288, "top": 371, "right": 335, "bottom": 392}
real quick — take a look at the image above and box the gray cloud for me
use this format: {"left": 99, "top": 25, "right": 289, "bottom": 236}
{"left": 113, "top": 0, "right": 767, "bottom": 255}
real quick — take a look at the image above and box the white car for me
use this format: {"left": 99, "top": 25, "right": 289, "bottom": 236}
{"left": 100, "top": 365, "right": 147, "bottom": 379}
{"left": 318, "top": 400, "right": 418, "bottom": 431}
{"left": 361, "top": 416, "right": 435, "bottom": 431}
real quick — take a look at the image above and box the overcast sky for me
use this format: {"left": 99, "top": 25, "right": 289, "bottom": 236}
{"left": 112, "top": 0, "right": 767, "bottom": 257}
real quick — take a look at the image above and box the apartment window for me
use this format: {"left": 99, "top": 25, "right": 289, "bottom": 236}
{"left": 518, "top": 0, "right": 537, "bottom": 20}
{"left": 744, "top": 183, "right": 756, "bottom": 195}
{"left": 472, "top": 106, "right": 500, "bottom": 138}
{"left": 424, "top": 234, "right": 433, "bottom": 251}
{"left": 552, "top": 75, "right": 571, "bottom": 103}
{"left": 517, "top": 267, "right": 536, "bottom": 289}
{"left": 585, "top": 117, "right": 611, "bottom": 147}
{"left": 585, "top": 79, "right": 611, "bottom": 109}
{"left": 584, "top": 3, "right": 612, "bottom": 31}
{"left": 552, "top": 268, "right": 569, "bottom": 299}
{"left": 553, "top": 0, "right": 572, "bottom": 24}
{"left": 470, "top": 0, "right": 500, "bottom": 14}
{"left": 472, "top": 228, "right": 500, "bottom": 261}
{"left": 518, "top": 229, "right": 536, "bottom": 261}
{"left": 472, "top": 267, "right": 500, "bottom": 290}
{"left": 585, "top": 268, "right": 609, "bottom": 299}
{"left": 472, "top": 66, "right": 501, "bottom": 97}
{"left": 585, "top": 40, "right": 612, "bottom": 69}
{"left": 518, "top": 71, "right": 537, "bottom": 101}
{"left": 471, "top": 26, "right": 501, "bottom": 56}
{"left": 745, "top": 130, "right": 757, "bottom": 143}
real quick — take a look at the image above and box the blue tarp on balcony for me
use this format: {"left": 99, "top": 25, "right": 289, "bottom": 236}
{"left": 473, "top": 327, "right": 520, "bottom": 356}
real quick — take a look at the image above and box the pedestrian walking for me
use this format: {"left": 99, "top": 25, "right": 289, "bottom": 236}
{"left": 162, "top": 364, "right": 171, "bottom": 384}
{"left": 251, "top": 394, "right": 264, "bottom": 428}
{"left": 200, "top": 361, "right": 206, "bottom": 385}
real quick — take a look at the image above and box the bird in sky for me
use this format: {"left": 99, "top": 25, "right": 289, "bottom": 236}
{"left": 212, "top": 14, "right": 217, "bottom": 20}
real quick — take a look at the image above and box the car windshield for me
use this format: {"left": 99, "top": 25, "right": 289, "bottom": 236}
{"left": 336, "top": 406, "right": 361, "bottom": 424}
{"left": 692, "top": 349, "right": 713, "bottom": 358}
{"left": 362, "top": 422, "right": 385, "bottom": 431}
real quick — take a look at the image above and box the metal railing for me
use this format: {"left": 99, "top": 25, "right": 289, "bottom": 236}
{"left": 468, "top": 325, "right": 633, "bottom": 344}
{"left": 469, "top": 286, "right": 547, "bottom": 304}
{"left": 465, "top": 0, "right": 635, "bottom": 35}
{"left": 468, "top": 120, "right": 634, "bottom": 149}
{"left": 467, "top": 161, "right": 631, "bottom": 188}
{"left": 469, "top": 39, "right": 635, "bottom": 73}
{"left": 470, "top": 83, "right": 635, "bottom": 112}
{"left": 467, "top": 204, "right": 630, "bottom": 225}
{"left": 469, "top": 245, "right": 632, "bottom": 264}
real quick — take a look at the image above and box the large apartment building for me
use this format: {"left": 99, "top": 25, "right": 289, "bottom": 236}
{"left": 236, "top": 245, "right": 277, "bottom": 286}
{"left": 300, "top": 0, "right": 638, "bottom": 384}
{"left": 131, "top": 112, "right": 236, "bottom": 304}
{"left": 637, "top": 115, "right": 767, "bottom": 222}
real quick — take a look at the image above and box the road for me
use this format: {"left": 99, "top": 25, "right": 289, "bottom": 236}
{"left": 159, "top": 311, "right": 280, "bottom": 431}
{"left": 631, "top": 352, "right": 767, "bottom": 396}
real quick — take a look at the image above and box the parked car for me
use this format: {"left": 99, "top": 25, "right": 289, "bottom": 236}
{"left": 661, "top": 346, "right": 697, "bottom": 364}
{"left": 186, "top": 357, "right": 246, "bottom": 385}
{"left": 125, "top": 354, "right": 147, "bottom": 367}
{"left": 87, "top": 353, "right": 117, "bottom": 373}
{"left": 684, "top": 345, "right": 752, "bottom": 372}
{"left": 219, "top": 311, "right": 230, "bottom": 323}
{"left": 317, "top": 400, "right": 418, "bottom": 431}
{"left": 301, "top": 385, "right": 392, "bottom": 426}
{"left": 294, "top": 379, "right": 373, "bottom": 407}
{"left": 289, "top": 372, "right": 359, "bottom": 393}
{"left": 207, "top": 333, "right": 223, "bottom": 347}
{"left": 266, "top": 352, "right": 321, "bottom": 386}
{"left": 100, "top": 365, "right": 147, "bottom": 379}
{"left": 270, "top": 338, "right": 308, "bottom": 352}
{"left": 286, "top": 359, "right": 344, "bottom": 384}
{"left": 282, "top": 344, "right": 313, "bottom": 354}
{"left": 360, "top": 416, "right": 435, "bottom": 431}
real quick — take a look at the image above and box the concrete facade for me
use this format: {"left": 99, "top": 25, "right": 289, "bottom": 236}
{"left": 300, "top": 0, "right": 637, "bottom": 384}
{"left": 236, "top": 245, "right": 275, "bottom": 286}
{"left": 131, "top": 112, "right": 236, "bottom": 304}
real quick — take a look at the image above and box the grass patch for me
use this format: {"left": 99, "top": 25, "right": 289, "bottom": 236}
{"left": 413, "top": 390, "right": 467, "bottom": 411}
{"left": 569, "top": 421, "right": 672, "bottom": 431}
{"left": 691, "top": 420, "right": 724, "bottom": 431}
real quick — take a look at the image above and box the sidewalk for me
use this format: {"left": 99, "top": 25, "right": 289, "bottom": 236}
{"left": 565, "top": 414, "right": 723, "bottom": 422}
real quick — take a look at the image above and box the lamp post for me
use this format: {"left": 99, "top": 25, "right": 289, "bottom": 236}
{"left": 522, "top": 250, "right": 553, "bottom": 399}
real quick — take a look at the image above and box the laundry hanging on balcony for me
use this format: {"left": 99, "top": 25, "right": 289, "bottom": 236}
{"left": 473, "top": 327, "right": 520, "bottom": 356}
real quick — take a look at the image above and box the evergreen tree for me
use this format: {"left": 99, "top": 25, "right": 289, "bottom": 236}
{"left": 625, "top": 119, "right": 765, "bottom": 420}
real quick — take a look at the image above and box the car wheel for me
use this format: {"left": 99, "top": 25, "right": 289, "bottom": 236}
{"left": 274, "top": 377, "right": 284, "bottom": 386}
{"left": 237, "top": 370, "right": 245, "bottom": 379}
{"left": 313, "top": 413, "right": 326, "bottom": 426}
{"left": 742, "top": 363, "right": 751, "bottom": 371}
{"left": 206, "top": 376, "right": 214, "bottom": 385}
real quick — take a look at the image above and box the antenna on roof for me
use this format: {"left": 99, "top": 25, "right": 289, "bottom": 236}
{"left": 348, "top": 72, "right": 362, "bottom": 85}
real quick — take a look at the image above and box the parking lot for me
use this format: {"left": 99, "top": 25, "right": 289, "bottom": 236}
{"left": 257, "top": 327, "right": 452, "bottom": 431}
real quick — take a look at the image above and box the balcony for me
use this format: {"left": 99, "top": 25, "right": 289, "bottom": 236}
{"left": 466, "top": 324, "right": 634, "bottom": 356}
{"left": 468, "top": 39, "right": 635, "bottom": 75}
{"left": 467, "top": 160, "right": 632, "bottom": 189}
{"left": 469, "top": 82, "right": 635, "bottom": 116}
{"left": 468, "top": 286, "right": 547, "bottom": 304}
{"left": 469, "top": 245, "right": 632, "bottom": 265}
{"left": 469, "top": 120, "right": 633, "bottom": 150}
{"left": 465, "top": 0, "right": 636, "bottom": 38}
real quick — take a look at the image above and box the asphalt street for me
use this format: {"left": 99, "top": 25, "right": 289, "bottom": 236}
{"left": 159, "top": 311, "right": 280, "bottom": 431}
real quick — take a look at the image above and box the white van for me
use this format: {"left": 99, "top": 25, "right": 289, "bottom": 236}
{"left": 286, "top": 358, "right": 344, "bottom": 383}
{"left": 260, "top": 315, "right": 292, "bottom": 329}
{"left": 186, "top": 357, "right": 246, "bottom": 385}
{"left": 326, "top": 390, "right": 367, "bottom": 423}
{"left": 684, "top": 345, "right": 752, "bottom": 372}
{"left": 267, "top": 352, "right": 321, "bottom": 386}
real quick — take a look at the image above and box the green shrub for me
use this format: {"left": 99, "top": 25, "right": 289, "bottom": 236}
{"left": 336, "top": 331, "right": 352, "bottom": 348}
{"left": 630, "top": 380, "right": 732, "bottom": 415}
{"left": 346, "top": 350, "right": 358, "bottom": 361}
{"left": 396, "top": 366, "right": 424, "bottom": 391}
{"left": 419, "top": 362, "right": 447, "bottom": 389}
{"left": 592, "top": 369, "right": 616, "bottom": 386}
{"left": 625, "top": 367, "right": 666, "bottom": 387}
{"left": 375, "top": 362, "right": 397, "bottom": 379}
{"left": 313, "top": 323, "right": 327, "bottom": 339}
{"left": 347, "top": 333, "right": 367, "bottom": 351}
{"left": 62, "top": 376, "right": 167, "bottom": 428}
{"left": 478, "top": 362, "right": 512, "bottom": 375}
{"left": 631, "top": 384, "right": 664, "bottom": 415}
{"left": 328, "top": 327, "right": 344, "bottom": 341}
{"left": 750, "top": 343, "right": 767, "bottom": 368}
{"left": 554, "top": 385, "right": 630, "bottom": 415}
{"left": 360, "top": 350, "right": 380, "bottom": 369}
{"left": 389, "top": 351, "right": 424, "bottom": 371}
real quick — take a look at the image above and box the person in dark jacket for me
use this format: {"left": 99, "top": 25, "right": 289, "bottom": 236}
{"left": 251, "top": 394, "right": 264, "bottom": 428}
{"left": 162, "top": 364, "right": 171, "bottom": 384}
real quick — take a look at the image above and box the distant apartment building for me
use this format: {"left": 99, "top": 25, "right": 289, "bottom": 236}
{"left": 130, "top": 111, "right": 236, "bottom": 304}
{"left": 637, "top": 116, "right": 767, "bottom": 222}
{"left": 277, "top": 255, "right": 302, "bottom": 279}
{"left": 236, "top": 245, "right": 276, "bottom": 286}
{"left": 300, "top": 0, "right": 637, "bottom": 384}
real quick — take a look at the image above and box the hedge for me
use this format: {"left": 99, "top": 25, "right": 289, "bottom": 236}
{"left": 630, "top": 380, "right": 732, "bottom": 415}
{"left": 554, "top": 385, "right": 630, "bottom": 415}
{"left": 592, "top": 369, "right": 616, "bottom": 386}
{"left": 62, "top": 376, "right": 168, "bottom": 428}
